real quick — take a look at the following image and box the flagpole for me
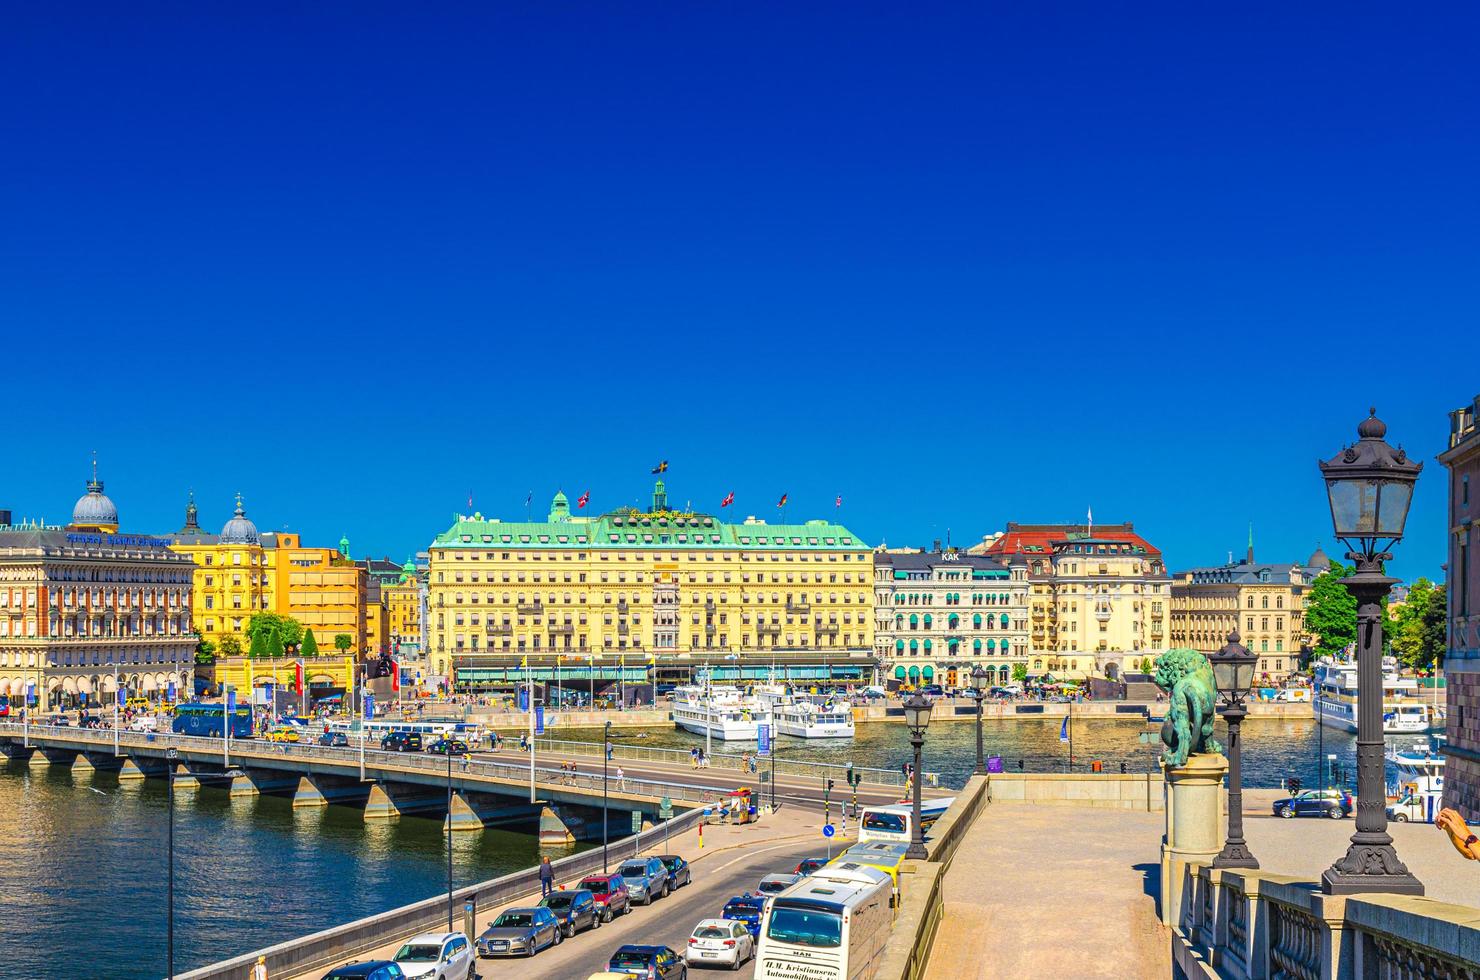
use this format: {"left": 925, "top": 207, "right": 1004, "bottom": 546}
{"left": 527, "top": 657, "right": 535, "bottom": 804}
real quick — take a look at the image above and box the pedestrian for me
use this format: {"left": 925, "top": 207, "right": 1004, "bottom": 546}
{"left": 249, "top": 955, "right": 268, "bottom": 980}
{"left": 606, "top": 739, "right": 614, "bottom": 761}
{"left": 539, "top": 856, "right": 554, "bottom": 897}
{"left": 569, "top": 762, "right": 578, "bottom": 785}
{"left": 461, "top": 751, "right": 471, "bottom": 772}
{"left": 690, "top": 747, "right": 698, "bottom": 769}
{"left": 616, "top": 765, "right": 625, "bottom": 790}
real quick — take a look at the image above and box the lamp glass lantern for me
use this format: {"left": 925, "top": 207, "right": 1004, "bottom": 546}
{"left": 969, "top": 665, "right": 989, "bottom": 693}
{"left": 1209, "top": 632, "right": 1257, "bottom": 702}
{"left": 1318, "top": 410, "right": 1421, "bottom": 557}
{"left": 903, "top": 692, "right": 933, "bottom": 733}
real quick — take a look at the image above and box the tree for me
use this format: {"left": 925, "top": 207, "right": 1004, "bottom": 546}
{"left": 219, "top": 636, "right": 242, "bottom": 657}
{"left": 301, "top": 628, "right": 320, "bottom": 657}
{"left": 334, "top": 634, "right": 353, "bottom": 655}
{"left": 1010, "top": 663, "right": 1028, "bottom": 683}
{"left": 246, "top": 613, "right": 304, "bottom": 659}
{"left": 248, "top": 628, "right": 271, "bottom": 659}
{"left": 1305, "top": 563, "right": 1357, "bottom": 659}
{"left": 194, "top": 639, "right": 216, "bottom": 666}
{"left": 1390, "top": 578, "right": 1435, "bottom": 668}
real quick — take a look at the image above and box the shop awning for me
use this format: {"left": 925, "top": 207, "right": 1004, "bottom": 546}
{"left": 921, "top": 665, "right": 935, "bottom": 679}
{"left": 894, "top": 666, "right": 907, "bottom": 679}
{"left": 907, "top": 665, "right": 921, "bottom": 681}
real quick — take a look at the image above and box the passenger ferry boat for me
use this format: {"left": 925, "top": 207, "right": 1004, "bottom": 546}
{"left": 1385, "top": 735, "right": 1445, "bottom": 823}
{"left": 670, "top": 685, "right": 767, "bottom": 741}
{"left": 1314, "top": 662, "right": 1430, "bottom": 734}
{"left": 755, "top": 687, "right": 855, "bottom": 739}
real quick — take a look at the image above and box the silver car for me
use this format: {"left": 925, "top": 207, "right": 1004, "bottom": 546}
{"left": 475, "top": 907, "right": 561, "bottom": 958}
{"left": 756, "top": 872, "right": 801, "bottom": 897}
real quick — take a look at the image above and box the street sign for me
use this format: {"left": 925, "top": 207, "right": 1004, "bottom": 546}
{"left": 822, "top": 824, "right": 835, "bottom": 838}
{"left": 987, "top": 755, "right": 1003, "bottom": 774}
{"left": 660, "top": 797, "right": 674, "bottom": 821}
{"left": 535, "top": 706, "right": 545, "bottom": 735}
{"left": 226, "top": 689, "right": 236, "bottom": 715}
{"left": 631, "top": 810, "right": 642, "bottom": 833}
{"left": 759, "top": 771, "right": 770, "bottom": 783}
{"left": 363, "top": 694, "right": 375, "bottom": 720}
{"left": 757, "top": 723, "right": 771, "bottom": 757}
{"left": 518, "top": 689, "right": 529, "bottom": 712}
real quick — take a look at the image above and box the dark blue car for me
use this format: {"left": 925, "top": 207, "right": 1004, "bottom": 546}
{"left": 608, "top": 943, "right": 685, "bottom": 979}
{"left": 720, "top": 895, "right": 768, "bottom": 938}
{"left": 1272, "top": 789, "right": 1352, "bottom": 819}
{"left": 320, "top": 960, "right": 406, "bottom": 980}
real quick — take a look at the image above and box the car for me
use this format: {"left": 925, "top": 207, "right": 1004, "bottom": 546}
{"left": 426, "top": 738, "right": 471, "bottom": 756}
{"left": 719, "top": 895, "right": 768, "bottom": 938}
{"left": 617, "top": 856, "right": 671, "bottom": 905}
{"left": 48, "top": 714, "right": 71, "bottom": 726}
{"left": 382, "top": 731, "right": 426, "bottom": 752}
{"left": 685, "top": 918, "right": 754, "bottom": 971}
{"left": 265, "top": 726, "right": 301, "bottom": 743}
{"left": 655, "top": 854, "right": 691, "bottom": 889}
{"left": 793, "top": 857, "right": 828, "bottom": 875}
{"left": 318, "top": 731, "right": 350, "bottom": 747}
{"left": 578, "top": 873, "right": 631, "bottom": 921}
{"left": 607, "top": 944, "right": 686, "bottom": 980}
{"left": 392, "top": 932, "right": 475, "bottom": 980}
{"left": 1272, "top": 789, "right": 1352, "bottom": 819}
{"left": 919, "top": 684, "right": 945, "bottom": 697}
{"left": 127, "top": 715, "right": 159, "bottom": 732}
{"left": 755, "top": 872, "right": 801, "bottom": 897}
{"left": 320, "top": 961, "right": 408, "bottom": 980}
{"left": 476, "top": 907, "right": 561, "bottom": 958}
{"left": 78, "top": 717, "right": 105, "bottom": 729}
{"left": 539, "top": 888, "right": 602, "bottom": 937}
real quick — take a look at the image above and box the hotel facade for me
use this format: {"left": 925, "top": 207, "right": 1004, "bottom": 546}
{"left": 427, "top": 484, "right": 875, "bottom": 690}
{"left": 1441, "top": 394, "right": 1480, "bottom": 819}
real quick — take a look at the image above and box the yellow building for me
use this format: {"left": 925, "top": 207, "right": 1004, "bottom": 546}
{"left": 427, "top": 484, "right": 874, "bottom": 692}
{"left": 213, "top": 654, "right": 358, "bottom": 704}
{"left": 381, "top": 557, "right": 425, "bottom": 654}
{"left": 168, "top": 496, "right": 369, "bottom": 656}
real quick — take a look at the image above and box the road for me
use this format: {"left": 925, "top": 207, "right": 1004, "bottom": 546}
{"left": 504, "top": 836, "right": 831, "bottom": 979}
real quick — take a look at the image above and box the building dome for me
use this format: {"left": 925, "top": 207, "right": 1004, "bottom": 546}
{"left": 71, "top": 477, "right": 119, "bottom": 529}
{"left": 1306, "top": 545, "right": 1332, "bottom": 572}
{"left": 220, "top": 495, "right": 260, "bottom": 545}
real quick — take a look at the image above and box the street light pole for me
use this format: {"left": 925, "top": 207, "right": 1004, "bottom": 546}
{"left": 902, "top": 692, "right": 932, "bottom": 861}
{"left": 970, "top": 665, "right": 988, "bottom": 776}
{"left": 1317, "top": 410, "right": 1423, "bottom": 896}
{"left": 167, "top": 747, "right": 177, "bottom": 980}
{"left": 1211, "top": 631, "right": 1258, "bottom": 869}
{"left": 446, "top": 745, "right": 454, "bottom": 931}
{"left": 603, "top": 719, "right": 611, "bottom": 872}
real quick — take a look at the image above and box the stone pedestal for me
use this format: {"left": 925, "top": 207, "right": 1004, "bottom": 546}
{"left": 1161, "top": 753, "right": 1227, "bottom": 926}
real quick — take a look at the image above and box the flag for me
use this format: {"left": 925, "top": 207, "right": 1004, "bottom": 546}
{"left": 651, "top": 460, "right": 669, "bottom": 474}
{"left": 835, "top": 494, "right": 842, "bottom": 508}
{"left": 1059, "top": 717, "right": 1069, "bottom": 743}
{"left": 520, "top": 655, "right": 529, "bottom": 668}
{"left": 721, "top": 491, "right": 734, "bottom": 507}
{"left": 390, "top": 658, "right": 400, "bottom": 692}
{"left": 295, "top": 659, "right": 304, "bottom": 696}
{"left": 777, "top": 493, "right": 788, "bottom": 508}
{"left": 577, "top": 490, "right": 591, "bottom": 508}
{"left": 467, "top": 490, "right": 473, "bottom": 509}
{"left": 647, "top": 653, "right": 657, "bottom": 666}
{"left": 525, "top": 490, "right": 533, "bottom": 507}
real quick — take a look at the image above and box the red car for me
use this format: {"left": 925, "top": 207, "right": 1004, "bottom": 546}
{"left": 577, "top": 873, "right": 631, "bottom": 922}
{"left": 794, "top": 857, "right": 828, "bottom": 875}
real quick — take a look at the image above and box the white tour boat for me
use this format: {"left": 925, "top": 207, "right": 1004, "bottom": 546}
{"left": 670, "top": 685, "right": 767, "bottom": 741}
{"left": 755, "top": 687, "right": 855, "bottom": 739}
{"left": 1314, "top": 662, "right": 1430, "bottom": 735}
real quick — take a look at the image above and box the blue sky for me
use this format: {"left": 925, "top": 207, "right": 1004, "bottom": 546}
{"left": 2, "top": 3, "right": 1475, "bottom": 582}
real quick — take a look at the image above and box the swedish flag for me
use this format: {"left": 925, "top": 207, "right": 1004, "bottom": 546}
{"left": 651, "top": 460, "right": 669, "bottom": 474}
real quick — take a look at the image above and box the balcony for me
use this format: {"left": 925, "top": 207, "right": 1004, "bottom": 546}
{"left": 704, "top": 601, "right": 716, "bottom": 613}
{"left": 617, "top": 601, "right": 629, "bottom": 614}
{"left": 704, "top": 624, "right": 717, "bottom": 634}
{"left": 815, "top": 624, "right": 840, "bottom": 636}
{"left": 616, "top": 623, "right": 629, "bottom": 635}
{"left": 485, "top": 623, "right": 513, "bottom": 636}
{"left": 516, "top": 603, "right": 542, "bottom": 615}
{"left": 549, "top": 624, "right": 575, "bottom": 635}
{"left": 785, "top": 602, "right": 811, "bottom": 614}
{"left": 757, "top": 623, "right": 782, "bottom": 635}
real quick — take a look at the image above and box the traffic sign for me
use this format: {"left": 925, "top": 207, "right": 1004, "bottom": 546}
{"left": 535, "top": 705, "right": 545, "bottom": 735}
{"left": 660, "top": 797, "right": 674, "bottom": 821}
{"left": 757, "top": 723, "right": 771, "bottom": 757}
{"left": 822, "top": 823, "right": 835, "bottom": 838}
{"left": 631, "top": 810, "right": 642, "bottom": 833}
{"left": 363, "top": 694, "right": 375, "bottom": 720}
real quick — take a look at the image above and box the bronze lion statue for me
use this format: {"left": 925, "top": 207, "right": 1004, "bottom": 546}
{"left": 1154, "top": 648, "right": 1222, "bottom": 767}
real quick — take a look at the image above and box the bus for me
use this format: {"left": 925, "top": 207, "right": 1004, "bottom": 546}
{"left": 857, "top": 797, "right": 955, "bottom": 845}
{"left": 827, "top": 841, "right": 910, "bottom": 897}
{"left": 326, "top": 718, "right": 483, "bottom": 743}
{"left": 172, "top": 702, "right": 254, "bottom": 739}
{"left": 754, "top": 864, "right": 892, "bottom": 980}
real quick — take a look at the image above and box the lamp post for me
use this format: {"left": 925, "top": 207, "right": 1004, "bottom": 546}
{"left": 1210, "top": 630, "right": 1259, "bottom": 869}
{"left": 970, "top": 664, "right": 988, "bottom": 776}
{"left": 1317, "top": 409, "right": 1424, "bottom": 896}
{"left": 167, "top": 747, "right": 177, "bottom": 980}
{"left": 603, "top": 719, "right": 611, "bottom": 872}
{"left": 446, "top": 742, "right": 455, "bottom": 930}
{"left": 902, "top": 692, "right": 932, "bottom": 860}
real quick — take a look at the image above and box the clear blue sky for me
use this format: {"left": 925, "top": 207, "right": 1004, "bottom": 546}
{"left": 2, "top": 4, "right": 1475, "bottom": 582}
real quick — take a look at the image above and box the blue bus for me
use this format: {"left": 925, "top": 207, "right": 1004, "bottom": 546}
{"left": 172, "top": 702, "right": 253, "bottom": 739}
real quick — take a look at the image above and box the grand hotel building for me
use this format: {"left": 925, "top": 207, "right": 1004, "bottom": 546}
{"left": 427, "top": 484, "right": 875, "bottom": 690}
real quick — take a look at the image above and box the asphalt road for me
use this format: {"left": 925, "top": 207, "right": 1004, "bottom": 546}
{"left": 486, "top": 836, "right": 828, "bottom": 980}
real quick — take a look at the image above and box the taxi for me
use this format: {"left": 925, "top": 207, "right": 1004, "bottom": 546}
{"left": 265, "top": 726, "right": 301, "bottom": 743}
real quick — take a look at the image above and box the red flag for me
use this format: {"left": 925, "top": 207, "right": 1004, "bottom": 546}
{"left": 390, "top": 659, "right": 400, "bottom": 692}
{"left": 835, "top": 494, "right": 842, "bottom": 508}
{"left": 721, "top": 491, "right": 734, "bottom": 507}
{"left": 577, "top": 490, "right": 591, "bottom": 509}
{"left": 777, "top": 493, "right": 788, "bottom": 508}
{"left": 295, "top": 659, "right": 304, "bottom": 696}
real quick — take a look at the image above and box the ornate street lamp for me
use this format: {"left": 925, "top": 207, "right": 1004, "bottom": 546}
{"left": 1317, "top": 409, "right": 1423, "bottom": 896}
{"left": 903, "top": 692, "right": 933, "bottom": 860}
{"left": 970, "top": 665, "right": 989, "bottom": 775}
{"left": 1210, "top": 630, "right": 1259, "bottom": 869}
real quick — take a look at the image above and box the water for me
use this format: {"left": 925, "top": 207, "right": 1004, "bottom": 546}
{"left": 0, "top": 763, "right": 568, "bottom": 979}
{"left": 564, "top": 716, "right": 1407, "bottom": 791}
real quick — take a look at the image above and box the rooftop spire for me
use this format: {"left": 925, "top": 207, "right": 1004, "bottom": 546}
{"left": 1247, "top": 522, "right": 1254, "bottom": 565}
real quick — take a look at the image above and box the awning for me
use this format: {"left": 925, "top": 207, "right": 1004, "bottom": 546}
{"left": 907, "top": 666, "right": 921, "bottom": 681}
{"left": 142, "top": 675, "right": 158, "bottom": 692}
{"left": 77, "top": 678, "right": 92, "bottom": 694}
{"left": 894, "top": 666, "right": 907, "bottom": 679}
{"left": 921, "top": 665, "right": 935, "bottom": 679}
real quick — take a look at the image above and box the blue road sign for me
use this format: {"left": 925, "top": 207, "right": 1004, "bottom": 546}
{"left": 167, "top": 680, "right": 177, "bottom": 701}
{"left": 363, "top": 694, "right": 375, "bottom": 720}
{"left": 535, "top": 705, "right": 545, "bottom": 735}
{"left": 822, "top": 823, "right": 835, "bottom": 838}
{"left": 757, "top": 723, "right": 771, "bottom": 757}
{"left": 518, "top": 688, "right": 529, "bottom": 712}
{"left": 226, "top": 690, "right": 236, "bottom": 714}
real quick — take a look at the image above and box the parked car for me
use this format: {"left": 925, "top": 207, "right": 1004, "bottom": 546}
{"left": 607, "top": 944, "right": 686, "bottom": 980}
{"left": 617, "top": 856, "right": 671, "bottom": 905}
{"left": 382, "top": 731, "right": 425, "bottom": 752}
{"left": 793, "top": 857, "right": 827, "bottom": 876}
{"left": 320, "top": 962, "right": 407, "bottom": 980}
{"left": 127, "top": 715, "right": 158, "bottom": 732}
{"left": 78, "top": 717, "right": 105, "bottom": 729}
{"left": 476, "top": 907, "right": 561, "bottom": 958}
{"left": 919, "top": 684, "right": 945, "bottom": 697}
{"left": 685, "top": 918, "right": 754, "bottom": 971}
{"left": 719, "top": 895, "right": 768, "bottom": 938}
{"left": 756, "top": 873, "right": 801, "bottom": 897}
{"left": 655, "top": 854, "right": 691, "bottom": 889}
{"left": 265, "top": 726, "right": 301, "bottom": 743}
{"left": 1272, "top": 789, "right": 1352, "bottom": 819}
{"left": 48, "top": 714, "right": 71, "bottom": 726}
{"left": 426, "top": 738, "right": 471, "bottom": 756}
{"left": 392, "top": 932, "right": 475, "bottom": 980}
{"left": 539, "top": 888, "right": 602, "bottom": 937}
{"left": 578, "top": 874, "right": 631, "bottom": 921}
{"left": 318, "top": 731, "right": 350, "bottom": 747}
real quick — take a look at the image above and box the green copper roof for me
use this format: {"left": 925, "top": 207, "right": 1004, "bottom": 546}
{"left": 432, "top": 512, "right": 869, "bottom": 551}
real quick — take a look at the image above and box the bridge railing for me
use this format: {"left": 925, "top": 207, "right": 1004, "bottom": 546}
{"left": 534, "top": 736, "right": 940, "bottom": 788}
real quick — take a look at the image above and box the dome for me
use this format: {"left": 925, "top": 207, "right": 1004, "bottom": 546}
{"left": 1357, "top": 408, "right": 1387, "bottom": 440}
{"left": 1306, "top": 545, "right": 1332, "bottom": 572}
{"left": 220, "top": 496, "right": 260, "bottom": 545}
{"left": 71, "top": 478, "right": 119, "bottom": 528}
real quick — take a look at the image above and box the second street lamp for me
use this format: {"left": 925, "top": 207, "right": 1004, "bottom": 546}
{"left": 1210, "top": 630, "right": 1259, "bottom": 869}
{"left": 970, "top": 665, "right": 988, "bottom": 776}
{"left": 902, "top": 692, "right": 932, "bottom": 860}
{"left": 1317, "top": 409, "right": 1424, "bottom": 896}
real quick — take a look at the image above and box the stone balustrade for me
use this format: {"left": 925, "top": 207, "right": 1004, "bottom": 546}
{"left": 1174, "top": 861, "right": 1480, "bottom": 980}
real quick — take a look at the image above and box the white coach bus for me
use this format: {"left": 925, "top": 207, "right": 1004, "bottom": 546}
{"left": 754, "top": 863, "right": 893, "bottom": 980}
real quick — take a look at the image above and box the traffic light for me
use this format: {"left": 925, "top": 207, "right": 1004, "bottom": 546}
{"left": 1287, "top": 777, "right": 1302, "bottom": 795}
{"left": 827, "top": 778, "right": 835, "bottom": 792}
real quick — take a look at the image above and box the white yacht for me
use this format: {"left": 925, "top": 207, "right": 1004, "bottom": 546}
{"left": 1314, "top": 662, "right": 1430, "bottom": 734}
{"left": 670, "top": 685, "right": 767, "bottom": 741}
{"left": 755, "top": 687, "right": 855, "bottom": 739}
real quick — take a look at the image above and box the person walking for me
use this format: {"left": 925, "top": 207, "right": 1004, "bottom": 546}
{"left": 249, "top": 955, "right": 268, "bottom": 980}
{"left": 616, "top": 765, "right": 625, "bottom": 790}
{"left": 690, "top": 747, "right": 698, "bottom": 769}
{"left": 606, "top": 739, "right": 614, "bottom": 761}
{"left": 539, "top": 856, "right": 554, "bottom": 897}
